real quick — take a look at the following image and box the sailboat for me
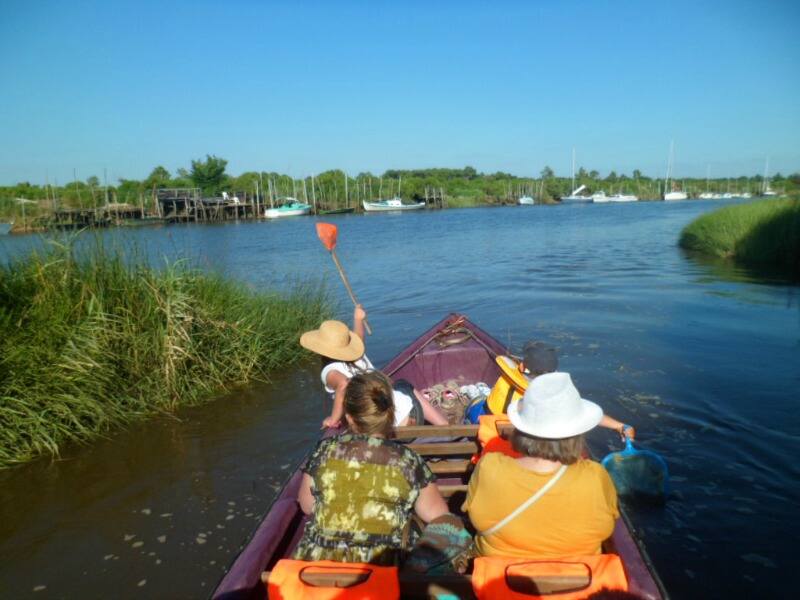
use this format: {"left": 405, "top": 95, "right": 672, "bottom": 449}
{"left": 663, "top": 141, "right": 688, "bottom": 201}
{"left": 561, "top": 148, "right": 592, "bottom": 203}
{"left": 761, "top": 157, "right": 778, "bottom": 197}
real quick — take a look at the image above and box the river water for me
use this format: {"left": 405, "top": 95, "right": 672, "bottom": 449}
{"left": 1, "top": 201, "right": 797, "bottom": 599}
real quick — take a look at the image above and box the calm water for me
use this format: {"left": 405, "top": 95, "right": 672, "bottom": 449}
{"left": 1, "top": 202, "right": 798, "bottom": 599}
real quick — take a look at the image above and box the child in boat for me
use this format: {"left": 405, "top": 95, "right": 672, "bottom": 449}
{"left": 486, "top": 341, "right": 635, "bottom": 440}
{"left": 300, "top": 305, "right": 448, "bottom": 428}
{"left": 294, "top": 370, "right": 450, "bottom": 564}
{"left": 465, "top": 372, "right": 619, "bottom": 558}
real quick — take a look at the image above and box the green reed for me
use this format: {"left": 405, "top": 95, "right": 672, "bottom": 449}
{"left": 0, "top": 238, "right": 330, "bottom": 467}
{"left": 679, "top": 199, "right": 800, "bottom": 277}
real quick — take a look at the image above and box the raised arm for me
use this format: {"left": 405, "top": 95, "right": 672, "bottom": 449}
{"left": 352, "top": 304, "right": 366, "bottom": 345}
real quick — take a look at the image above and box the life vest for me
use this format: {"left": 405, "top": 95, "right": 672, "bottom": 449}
{"left": 267, "top": 559, "right": 400, "bottom": 600}
{"left": 486, "top": 356, "right": 530, "bottom": 415}
{"left": 473, "top": 414, "right": 522, "bottom": 463}
{"left": 471, "top": 554, "right": 628, "bottom": 600}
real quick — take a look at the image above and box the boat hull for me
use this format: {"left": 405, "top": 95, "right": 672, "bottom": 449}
{"left": 362, "top": 200, "right": 425, "bottom": 212}
{"left": 663, "top": 192, "right": 688, "bottom": 201}
{"left": 212, "top": 314, "right": 667, "bottom": 600}
{"left": 318, "top": 207, "right": 355, "bottom": 215}
{"left": 561, "top": 196, "right": 593, "bottom": 203}
{"left": 264, "top": 207, "right": 312, "bottom": 219}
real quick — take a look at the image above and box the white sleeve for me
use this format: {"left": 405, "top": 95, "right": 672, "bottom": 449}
{"left": 320, "top": 362, "right": 348, "bottom": 394}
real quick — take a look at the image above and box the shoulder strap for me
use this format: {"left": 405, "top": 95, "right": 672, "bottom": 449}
{"left": 479, "top": 464, "right": 568, "bottom": 538}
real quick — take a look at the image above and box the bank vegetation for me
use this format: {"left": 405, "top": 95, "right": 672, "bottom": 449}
{"left": 679, "top": 199, "right": 800, "bottom": 278}
{"left": 0, "top": 239, "right": 330, "bottom": 467}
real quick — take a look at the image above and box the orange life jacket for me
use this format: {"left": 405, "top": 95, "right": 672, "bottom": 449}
{"left": 471, "top": 554, "right": 628, "bottom": 600}
{"left": 473, "top": 414, "right": 522, "bottom": 463}
{"left": 267, "top": 559, "right": 400, "bottom": 600}
{"left": 486, "top": 356, "right": 529, "bottom": 415}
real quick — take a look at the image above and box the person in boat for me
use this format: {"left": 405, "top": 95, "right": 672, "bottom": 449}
{"left": 300, "top": 305, "right": 448, "bottom": 428}
{"left": 293, "top": 370, "right": 450, "bottom": 565}
{"left": 464, "top": 372, "right": 619, "bottom": 558}
{"left": 486, "top": 341, "right": 635, "bottom": 439}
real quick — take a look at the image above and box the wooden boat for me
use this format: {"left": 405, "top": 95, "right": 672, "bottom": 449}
{"left": 211, "top": 314, "right": 667, "bottom": 599}
{"left": 317, "top": 207, "right": 355, "bottom": 215}
{"left": 362, "top": 198, "right": 426, "bottom": 212}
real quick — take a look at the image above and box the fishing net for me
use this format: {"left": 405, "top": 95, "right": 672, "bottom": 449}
{"left": 603, "top": 442, "right": 669, "bottom": 500}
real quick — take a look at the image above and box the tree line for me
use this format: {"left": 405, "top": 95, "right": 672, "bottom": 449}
{"left": 2, "top": 155, "right": 799, "bottom": 218}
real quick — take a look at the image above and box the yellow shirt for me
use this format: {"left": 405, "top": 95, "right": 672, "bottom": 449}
{"left": 463, "top": 452, "right": 619, "bottom": 558}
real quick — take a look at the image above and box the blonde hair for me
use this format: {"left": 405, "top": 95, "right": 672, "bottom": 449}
{"left": 344, "top": 371, "right": 395, "bottom": 437}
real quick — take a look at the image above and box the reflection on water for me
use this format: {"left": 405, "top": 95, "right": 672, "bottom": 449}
{"left": 1, "top": 200, "right": 798, "bottom": 598}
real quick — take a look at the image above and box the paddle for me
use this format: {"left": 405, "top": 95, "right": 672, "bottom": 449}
{"left": 315, "top": 222, "right": 372, "bottom": 335}
{"left": 602, "top": 437, "right": 669, "bottom": 501}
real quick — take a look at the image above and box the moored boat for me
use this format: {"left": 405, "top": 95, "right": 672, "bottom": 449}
{"left": 663, "top": 191, "right": 688, "bottom": 201}
{"left": 518, "top": 195, "right": 535, "bottom": 205}
{"left": 562, "top": 185, "right": 593, "bottom": 203}
{"left": 317, "top": 207, "right": 355, "bottom": 215}
{"left": 264, "top": 198, "right": 313, "bottom": 219}
{"left": 608, "top": 193, "right": 638, "bottom": 203}
{"left": 212, "top": 314, "right": 667, "bottom": 600}
{"left": 362, "top": 198, "right": 426, "bottom": 212}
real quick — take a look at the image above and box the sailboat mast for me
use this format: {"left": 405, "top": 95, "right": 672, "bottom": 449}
{"left": 763, "top": 157, "right": 770, "bottom": 194}
{"left": 665, "top": 140, "right": 674, "bottom": 191}
{"left": 311, "top": 174, "right": 317, "bottom": 212}
{"left": 344, "top": 171, "right": 348, "bottom": 207}
{"left": 571, "top": 147, "right": 576, "bottom": 192}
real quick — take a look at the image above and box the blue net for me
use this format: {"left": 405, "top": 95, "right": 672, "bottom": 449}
{"left": 603, "top": 443, "right": 669, "bottom": 499}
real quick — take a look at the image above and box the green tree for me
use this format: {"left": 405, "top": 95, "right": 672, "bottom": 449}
{"left": 145, "top": 166, "right": 171, "bottom": 189}
{"left": 540, "top": 166, "right": 554, "bottom": 179}
{"left": 86, "top": 176, "right": 100, "bottom": 188}
{"left": 190, "top": 155, "right": 228, "bottom": 194}
{"left": 589, "top": 170, "right": 599, "bottom": 179}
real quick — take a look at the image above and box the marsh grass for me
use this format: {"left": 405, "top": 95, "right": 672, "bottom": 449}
{"left": 679, "top": 199, "right": 800, "bottom": 278}
{"left": 0, "top": 238, "right": 330, "bottom": 467}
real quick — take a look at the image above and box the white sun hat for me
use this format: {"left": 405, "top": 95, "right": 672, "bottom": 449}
{"left": 507, "top": 372, "right": 603, "bottom": 439}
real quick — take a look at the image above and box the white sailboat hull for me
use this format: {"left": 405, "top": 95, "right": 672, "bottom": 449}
{"left": 664, "top": 192, "right": 688, "bottom": 201}
{"left": 518, "top": 196, "right": 535, "bottom": 205}
{"left": 362, "top": 199, "right": 425, "bottom": 212}
{"left": 561, "top": 195, "right": 593, "bottom": 203}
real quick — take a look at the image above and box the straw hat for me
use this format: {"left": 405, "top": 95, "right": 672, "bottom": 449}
{"left": 300, "top": 320, "right": 365, "bottom": 362}
{"left": 508, "top": 372, "right": 603, "bottom": 439}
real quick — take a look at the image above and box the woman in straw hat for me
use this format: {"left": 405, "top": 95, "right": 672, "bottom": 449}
{"left": 301, "top": 305, "right": 447, "bottom": 429}
{"left": 464, "top": 372, "right": 619, "bottom": 558}
{"left": 294, "top": 370, "right": 450, "bottom": 564}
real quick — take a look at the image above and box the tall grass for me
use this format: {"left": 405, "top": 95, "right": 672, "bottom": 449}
{"left": 679, "top": 199, "right": 800, "bottom": 278}
{"left": 0, "top": 239, "right": 330, "bottom": 467}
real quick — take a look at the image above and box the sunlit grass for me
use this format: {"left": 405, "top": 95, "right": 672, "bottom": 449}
{"left": 679, "top": 199, "right": 800, "bottom": 278}
{"left": 0, "top": 238, "right": 330, "bottom": 467}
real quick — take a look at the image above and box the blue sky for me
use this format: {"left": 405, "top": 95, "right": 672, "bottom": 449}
{"left": 1, "top": 0, "right": 798, "bottom": 184}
